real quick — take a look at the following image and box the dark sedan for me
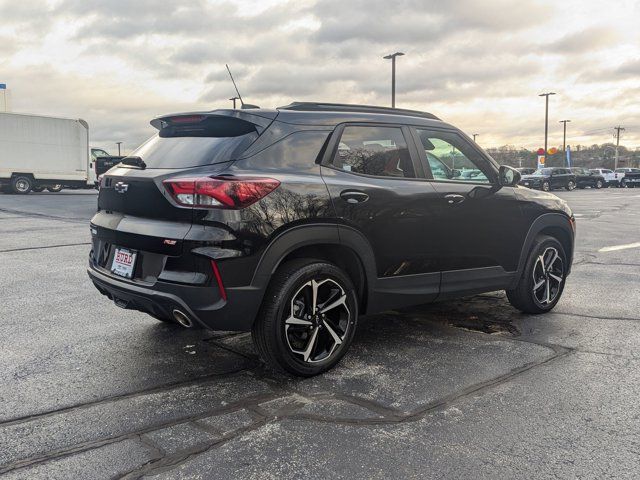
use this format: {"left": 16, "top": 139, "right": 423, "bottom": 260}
{"left": 519, "top": 167, "right": 577, "bottom": 192}
{"left": 571, "top": 167, "right": 606, "bottom": 189}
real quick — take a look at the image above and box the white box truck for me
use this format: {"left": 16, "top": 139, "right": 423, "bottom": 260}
{"left": 0, "top": 112, "right": 96, "bottom": 194}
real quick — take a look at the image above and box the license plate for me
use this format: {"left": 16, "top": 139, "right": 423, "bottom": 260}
{"left": 111, "top": 247, "right": 137, "bottom": 279}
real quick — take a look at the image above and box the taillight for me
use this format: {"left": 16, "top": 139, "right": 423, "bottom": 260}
{"left": 163, "top": 176, "right": 280, "bottom": 209}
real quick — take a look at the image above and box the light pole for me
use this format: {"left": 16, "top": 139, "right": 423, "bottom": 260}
{"left": 229, "top": 96, "right": 240, "bottom": 109}
{"left": 559, "top": 120, "right": 571, "bottom": 152}
{"left": 472, "top": 134, "right": 479, "bottom": 143}
{"left": 539, "top": 92, "right": 556, "bottom": 156}
{"left": 383, "top": 52, "right": 404, "bottom": 108}
{"left": 116, "top": 142, "right": 123, "bottom": 156}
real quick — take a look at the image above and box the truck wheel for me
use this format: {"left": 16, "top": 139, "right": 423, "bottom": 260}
{"left": 47, "top": 185, "right": 63, "bottom": 193}
{"left": 252, "top": 258, "right": 358, "bottom": 377}
{"left": 595, "top": 180, "right": 603, "bottom": 189}
{"left": 565, "top": 180, "right": 576, "bottom": 191}
{"left": 10, "top": 175, "right": 33, "bottom": 194}
{"left": 506, "top": 235, "right": 567, "bottom": 314}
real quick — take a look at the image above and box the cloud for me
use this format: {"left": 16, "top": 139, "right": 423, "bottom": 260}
{"left": 547, "top": 27, "right": 619, "bottom": 54}
{"left": 1, "top": 0, "right": 638, "bottom": 151}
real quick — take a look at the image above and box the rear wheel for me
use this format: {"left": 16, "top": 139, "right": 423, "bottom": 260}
{"left": 10, "top": 175, "right": 33, "bottom": 194}
{"left": 565, "top": 180, "right": 576, "bottom": 191}
{"left": 506, "top": 235, "right": 567, "bottom": 314}
{"left": 620, "top": 179, "right": 628, "bottom": 188}
{"left": 47, "top": 185, "right": 63, "bottom": 192}
{"left": 595, "top": 180, "right": 603, "bottom": 189}
{"left": 252, "top": 259, "right": 358, "bottom": 376}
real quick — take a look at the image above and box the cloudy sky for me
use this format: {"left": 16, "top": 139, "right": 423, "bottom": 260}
{"left": 1, "top": 0, "right": 638, "bottom": 153}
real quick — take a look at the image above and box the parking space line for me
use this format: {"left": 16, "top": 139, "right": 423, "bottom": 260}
{"left": 599, "top": 242, "right": 640, "bottom": 252}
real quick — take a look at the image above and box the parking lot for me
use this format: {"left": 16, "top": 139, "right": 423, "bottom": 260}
{"left": 0, "top": 188, "right": 639, "bottom": 479}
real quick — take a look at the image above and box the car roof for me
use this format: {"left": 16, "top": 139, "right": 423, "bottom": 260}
{"left": 273, "top": 102, "right": 449, "bottom": 128}
{"left": 153, "top": 103, "right": 452, "bottom": 131}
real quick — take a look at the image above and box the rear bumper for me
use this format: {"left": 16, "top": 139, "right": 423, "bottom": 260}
{"left": 88, "top": 266, "right": 263, "bottom": 331}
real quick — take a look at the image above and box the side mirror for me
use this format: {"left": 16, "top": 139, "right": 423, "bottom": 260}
{"left": 499, "top": 165, "right": 521, "bottom": 187}
{"left": 451, "top": 169, "right": 461, "bottom": 178}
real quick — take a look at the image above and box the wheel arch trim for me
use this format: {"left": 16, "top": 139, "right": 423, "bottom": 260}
{"left": 511, "top": 212, "right": 575, "bottom": 289}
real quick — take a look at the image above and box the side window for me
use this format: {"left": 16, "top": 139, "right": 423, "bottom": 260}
{"left": 332, "top": 126, "right": 415, "bottom": 178}
{"left": 604, "top": 170, "right": 613, "bottom": 174}
{"left": 414, "top": 129, "right": 492, "bottom": 183}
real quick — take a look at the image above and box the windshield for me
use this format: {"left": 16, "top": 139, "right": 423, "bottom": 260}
{"left": 532, "top": 168, "right": 553, "bottom": 175}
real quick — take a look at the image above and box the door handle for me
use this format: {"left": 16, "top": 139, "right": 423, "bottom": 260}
{"left": 340, "top": 190, "right": 369, "bottom": 204}
{"left": 444, "top": 193, "right": 465, "bottom": 205}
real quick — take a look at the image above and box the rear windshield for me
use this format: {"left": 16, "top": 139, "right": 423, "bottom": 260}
{"left": 132, "top": 116, "right": 259, "bottom": 169}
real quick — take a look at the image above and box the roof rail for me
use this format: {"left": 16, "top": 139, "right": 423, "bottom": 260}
{"left": 278, "top": 102, "right": 440, "bottom": 120}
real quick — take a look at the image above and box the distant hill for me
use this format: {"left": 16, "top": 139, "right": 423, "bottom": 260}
{"left": 485, "top": 143, "right": 640, "bottom": 169}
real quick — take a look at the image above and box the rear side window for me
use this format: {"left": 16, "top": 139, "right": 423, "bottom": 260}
{"left": 332, "top": 126, "right": 415, "bottom": 178}
{"left": 132, "top": 116, "right": 259, "bottom": 169}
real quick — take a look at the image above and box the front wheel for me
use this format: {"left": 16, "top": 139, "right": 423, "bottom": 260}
{"left": 10, "top": 176, "right": 33, "bottom": 194}
{"left": 541, "top": 181, "right": 551, "bottom": 192}
{"left": 595, "top": 180, "right": 603, "bottom": 189}
{"left": 565, "top": 180, "right": 576, "bottom": 191}
{"left": 506, "top": 235, "right": 567, "bottom": 314}
{"left": 252, "top": 259, "right": 358, "bottom": 376}
{"left": 620, "top": 179, "right": 628, "bottom": 188}
{"left": 47, "top": 185, "right": 63, "bottom": 193}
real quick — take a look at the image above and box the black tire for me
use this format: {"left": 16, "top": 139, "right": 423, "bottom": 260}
{"left": 620, "top": 179, "right": 627, "bottom": 188}
{"left": 47, "top": 185, "right": 63, "bottom": 192}
{"left": 10, "top": 175, "right": 33, "bottom": 194}
{"left": 541, "top": 181, "right": 550, "bottom": 192}
{"left": 506, "top": 235, "right": 567, "bottom": 314}
{"left": 595, "top": 180, "right": 603, "bottom": 189}
{"left": 252, "top": 258, "right": 358, "bottom": 377}
{"left": 565, "top": 180, "right": 576, "bottom": 191}
{"left": 32, "top": 186, "right": 45, "bottom": 193}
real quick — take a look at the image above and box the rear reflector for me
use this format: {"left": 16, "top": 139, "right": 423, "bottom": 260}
{"left": 210, "top": 260, "right": 227, "bottom": 301}
{"left": 163, "top": 176, "right": 280, "bottom": 209}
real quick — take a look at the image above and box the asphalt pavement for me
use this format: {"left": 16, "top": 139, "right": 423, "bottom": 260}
{"left": 0, "top": 188, "right": 639, "bottom": 479}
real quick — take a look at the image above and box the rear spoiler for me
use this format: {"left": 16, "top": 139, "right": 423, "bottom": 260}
{"left": 150, "top": 110, "right": 278, "bottom": 134}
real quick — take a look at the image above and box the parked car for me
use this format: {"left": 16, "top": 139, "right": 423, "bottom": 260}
{"left": 570, "top": 167, "right": 606, "bottom": 189}
{"left": 91, "top": 148, "right": 124, "bottom": 188}
{"left": 88, "top": 102, "right": 575, "bottom": 376}
{"left": 518, "top": 167, "right": 577, "bottom": 192}
{"left": 590, "top": 168, "right": 617, "bottom": 186}
{"left": 614, "top": 168, "right": 640, "bottom": 188}
{"left": 516, "top": 167, "right": 536, "bottom": 175}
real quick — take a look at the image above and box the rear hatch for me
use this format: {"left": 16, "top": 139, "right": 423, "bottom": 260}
{"left": 91, "top": 111, "right": 275, "bottom": 279}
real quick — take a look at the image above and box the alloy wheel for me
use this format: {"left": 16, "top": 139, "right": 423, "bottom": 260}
{"left": 532, "top": 247, "right": 564, "bottom": 306}
{"left": 284, "top": 278, "right": 351, "bottom": 363}
{"left": 542, "top": 182, "right": 550, "bottom": 192}
{"left": 567, "top": 181, "right": 576, "bottom": 191}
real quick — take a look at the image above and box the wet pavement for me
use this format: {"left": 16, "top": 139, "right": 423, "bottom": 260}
{"left": 0, "top": 188, "right": 639, "bottom": 479}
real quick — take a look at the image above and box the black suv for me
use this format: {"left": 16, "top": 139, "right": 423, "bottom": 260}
{"left": 88, "top": 102, "right": 575, "bottom": 376}
{"left": 519, "top": 167, "right": 577, "bottom": 192}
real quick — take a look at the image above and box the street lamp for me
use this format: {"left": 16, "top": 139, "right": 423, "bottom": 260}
{"left": 116, "top": 142, "right": 123, "bottom": 156}
{"left": 472, "top": 134, "right": 479, "bottom": 143}
{"left": 559, "top": 120, "right": 571, "bottom": 152}
{"left": 383, "top": 52, "right": 404, "bottom": 108}
{"left": 229, "top": 96, "right": 240, "bottom": 109}
{"left": 539, "top": 92, "right": 556, "bottom": 156}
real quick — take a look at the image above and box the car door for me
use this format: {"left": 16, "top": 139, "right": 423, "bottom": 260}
{"left": 408, "top": 127, "right": 527, "bottom": 297}
{"left": 320, "top": 123, "right": 442, "bottom": 309}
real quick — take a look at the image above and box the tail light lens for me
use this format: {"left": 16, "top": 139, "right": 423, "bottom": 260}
{"left": 163, "top": 176, "right": 280, "bottom": 209}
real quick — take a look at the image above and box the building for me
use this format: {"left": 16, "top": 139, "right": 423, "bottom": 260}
{"left": 0, "top": 84, "right": 11, "bottom": 112}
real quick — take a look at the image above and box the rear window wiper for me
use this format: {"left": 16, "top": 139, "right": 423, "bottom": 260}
{"left": 119, "top": 156, "right": 147, "bottom": 169}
